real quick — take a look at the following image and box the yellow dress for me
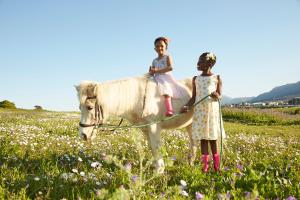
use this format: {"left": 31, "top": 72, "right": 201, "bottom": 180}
{"left": 192, "top": 75, "right": 226, "bottom": 141}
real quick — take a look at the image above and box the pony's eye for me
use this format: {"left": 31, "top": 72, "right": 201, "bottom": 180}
{"left": 87, "top": 106, "right": 93, "bottom": 111}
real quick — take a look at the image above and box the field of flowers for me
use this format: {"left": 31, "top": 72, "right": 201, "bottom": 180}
{"left": 0, "top": 108, "right": 299, "bottom": 199}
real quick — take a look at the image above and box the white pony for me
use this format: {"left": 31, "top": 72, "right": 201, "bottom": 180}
{"left": 75, "top": 75, "right": 197, "bottom": 173}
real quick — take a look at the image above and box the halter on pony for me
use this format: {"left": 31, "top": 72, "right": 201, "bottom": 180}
{"left": 78, "top": 96, "right": 104, "bottom": 128}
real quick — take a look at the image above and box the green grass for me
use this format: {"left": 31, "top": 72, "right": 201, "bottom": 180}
{"left": 0, "top": 108, "right": 299, "bottom": 199}
{"left": 222, "top": 107, "right": 300, "bottom": 125}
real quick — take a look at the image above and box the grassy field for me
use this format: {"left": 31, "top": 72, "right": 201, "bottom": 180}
{"left": 0, "top": 107, "right": 299, "bottom": 199}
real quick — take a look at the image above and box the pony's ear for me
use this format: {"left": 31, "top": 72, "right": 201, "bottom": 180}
{"left": 86, "top": 83, "right": 99, "bottom": 97}
{"left": 93, "top": 84, "right": 99, "bottom": 96}
{"left": 74, "top": 85, "right": 80, "bottom": 92}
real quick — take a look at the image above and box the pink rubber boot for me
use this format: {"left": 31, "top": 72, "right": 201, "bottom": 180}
{"left": 201, "top": 155, "right": 210, "bottom": 173}
{"left": 164, "top": 96, "right": 173, "bottom": 116}
{"left": 213, "top": 154, "right": 220, "bottom": 171}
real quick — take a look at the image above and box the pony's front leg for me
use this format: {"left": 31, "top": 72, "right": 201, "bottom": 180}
{"left": 147, "top": 124, "right": 164, "bottom": 174}
{"left": 186, "top": 124, "right": 197, "bottom": 166}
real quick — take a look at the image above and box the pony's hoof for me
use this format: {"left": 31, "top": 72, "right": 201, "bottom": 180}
{"left": 155, "top": 158, "right": 165, "bottom": 174}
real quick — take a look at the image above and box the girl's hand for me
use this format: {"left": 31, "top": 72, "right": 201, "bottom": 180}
{"left": 149, "top": 66, "right": 158, "bottom": 76}
{"left": 180, "top": 105, "right": 189, "bottom": 113}
{"left": 210, "top": 91, "right": 220, "bottom": 101}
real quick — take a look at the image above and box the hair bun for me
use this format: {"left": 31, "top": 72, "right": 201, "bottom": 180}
{"left": 154, "top": 37, "right": 170, "bottom": 46}
{"left": 163, "top": 37, "right": 170, "bottom": 43}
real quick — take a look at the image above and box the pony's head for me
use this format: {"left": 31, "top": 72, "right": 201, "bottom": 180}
{"left": 75, "top": 81, "right": 104, "bottom": 141}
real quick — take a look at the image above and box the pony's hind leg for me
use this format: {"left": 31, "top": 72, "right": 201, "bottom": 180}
{"left": 186, "top": 124, "right": 197, "bottom": 166}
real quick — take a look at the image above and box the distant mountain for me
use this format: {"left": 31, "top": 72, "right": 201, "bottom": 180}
{"left": 222, "top": 81, "right": 300, "bottom": 105}
{"left": 221, "top": 95, "right": 254, "bottom": 105}
{"left": 250, "top": 81, "right": 300, "bottom": 102}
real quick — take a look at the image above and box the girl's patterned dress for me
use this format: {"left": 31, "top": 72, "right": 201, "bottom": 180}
{"left": 192, "top": 74, "right": 226, "bottom": 140}
{"left": 152, "top": 55, "right": 186, "bottom": 99}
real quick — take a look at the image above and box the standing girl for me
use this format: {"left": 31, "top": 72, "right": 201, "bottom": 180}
{"left": 181, "top": 52, "right": 225, "bottom": 172}
{"left": 149, "top": 37, "right": 181, "bottom": 116}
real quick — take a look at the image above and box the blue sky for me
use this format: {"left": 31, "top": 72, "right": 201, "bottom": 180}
{"left": 0, "top": 0, "right": 299, "bottom": 111}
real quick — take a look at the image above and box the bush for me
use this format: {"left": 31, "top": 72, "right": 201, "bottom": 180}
{"left": 34, "top": 105, "right": 43, "bottom": 110}
{"left": 0, "top": 100, "right": 16, "bottom": 109}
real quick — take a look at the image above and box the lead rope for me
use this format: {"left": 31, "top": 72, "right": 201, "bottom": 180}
{"left": 218, "top": 99, "right": 223, "bottom": 170}
{"left": 95, "top": 94, "right": 211, "bottom": 129}
{"left": 94, "top": 94, "right": 224, "bottom": 169}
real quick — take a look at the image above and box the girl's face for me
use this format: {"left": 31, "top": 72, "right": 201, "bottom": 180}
{"left": 197, "top": 57, "right": 211, "bottom": 71}
{"left": 154, "top": 40, "right": 167, "bottom": 56}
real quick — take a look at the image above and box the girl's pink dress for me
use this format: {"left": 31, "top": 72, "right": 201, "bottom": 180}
{"left": 152, "top": 55, "right": 186, "bottom": 99}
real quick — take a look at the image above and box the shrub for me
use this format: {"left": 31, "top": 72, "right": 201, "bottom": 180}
{"left": 34, "top": 105, "right": 43, "bottom": 110}
{"left": 0, "top": 100, "right": 16, "bottom": 109}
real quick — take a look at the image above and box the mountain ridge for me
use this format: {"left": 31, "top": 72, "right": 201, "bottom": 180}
{"left": 222, "top": 81, "right": 300, "bottom": 105}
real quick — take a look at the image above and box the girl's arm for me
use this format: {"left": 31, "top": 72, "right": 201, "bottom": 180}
{"left": 181, "top": 76, "right": 197, "bottom": 112}
{"left": 211, "top": 75, "right": 222, "bottom": 100}
{"left": 153, "top": 55, "right": 173, "bottom": 74}
{"left": 216, "top": 75, "right": 222, "bottom": 96}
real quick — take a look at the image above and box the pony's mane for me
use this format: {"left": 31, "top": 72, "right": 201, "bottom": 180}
{"left": 99, "top": 75, "right": 149, "bottom": 115}
{"left": 76, "top": 74, "right": 191, "bottom": 116}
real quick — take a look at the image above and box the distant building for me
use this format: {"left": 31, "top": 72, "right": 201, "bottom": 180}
{"left": 288, "top": 97, "right": 300, "bottom": 105}
{"left": 253, "top": 102, "right": 266, "bottom": 107}
{"left": 266, "top": 101, "right": 278, "bottom": 106}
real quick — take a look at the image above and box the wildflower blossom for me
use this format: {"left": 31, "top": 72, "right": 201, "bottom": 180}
{"left": 224, "top": 166, "right": 230, "bottom": 171}
{"left": 181, "top": 190, "right": 189, "bottom": 197}
{"left": 236, "top": 164, "right": 243, "bottom": 170}
{"left": 79, "top": 171, "right": 85, "bottom": 177}
{"left": 245, "top": 191, "right": 251, "bottom": 199}
{"left": 180, "top": 180, "right": 187, "bottom": 188}
{"left": 132, "top": 175, "right": 138, "bottom": 182}
{"left": 226, "top": 191, "right": 231, "bottom": 200}
{"left": 195, "top": 192, "right": 204, "bottom": 200}
{"left": 91, "top": 161, "right": 101, "bottom": 168}
{"left": 124, "top": 162, "right": 132, "bottom": 171}
{"left": 286, "top": 196, "right": 297, "bottom": 200}
{"left": 171, "top": 155, "right": 176, "bottom": 161}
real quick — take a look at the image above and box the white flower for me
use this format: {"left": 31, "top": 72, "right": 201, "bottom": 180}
{"left": 79, "top": 171, "right": 85, "bottom": 177}
{"left": 180, "top": 180, "right": 187, "bottom": 187}
{"left": 34, "top": 177, "right": 40, "bottom": 181}
{"left": 72, "top": 168, "right": 78, "bottom": 173}
{"left": 96, "top": 181, "right": 101, "bottom": 186}
{"left": 181, "top": 190, "right": 189, "bottom": 197}
{"left": 78, "top": 157, "right": 83, "bottom": 162}
{"left": 60, "top": 173, "right": 69, "bottom": 180}
{"left": 91, "top": 161, "right": 101, "bottom": 168}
